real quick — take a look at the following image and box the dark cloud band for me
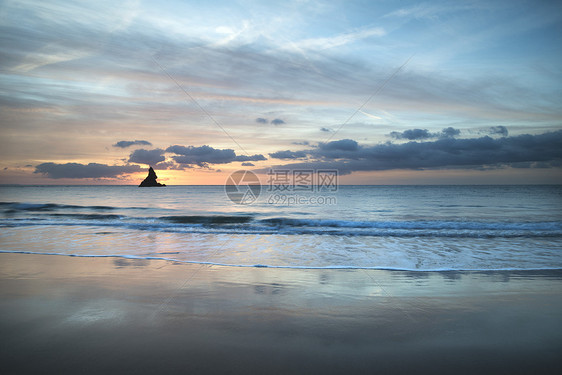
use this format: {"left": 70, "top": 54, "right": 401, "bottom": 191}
{"left": 34, "top": 163, "right": 141, "bottom": 179}
{"left": 267, "top": 130, "right": 562, "bottom": 174}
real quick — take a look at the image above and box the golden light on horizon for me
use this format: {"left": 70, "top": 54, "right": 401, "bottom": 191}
{"left": 148, "top": 168, "right": 232, "bottom": 185}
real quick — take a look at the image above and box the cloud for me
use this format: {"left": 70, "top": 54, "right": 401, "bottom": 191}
{"left": 289, "top": 26, "right": 386, "bottom": 51}
{"left": 265, "top": 130, "right": 562, "bottom": 174}
{"left": 34, "top": 162, "right": 141, "bottom": 179}
{"left": 390, "top": 129, "right": 432, "bottom": 140}
{"left": 319, "top": 139, "right": 359, "bottom": 151}
{"left": 241, "top": 162, "right": 254, "bottom": 166}
{"left": 128, "top": 148, "right": 165, "bottom": 166}
{"left": 113, "top": 140, "right": 152, "bottom": 148}
{"left": 441, "top": 127, "right": 461, "bottom": 138}
{"left": 359, "top": 110, "right": 382, "bottom": 120}
{"left": 292, "top": 141, "right": 310, "bottom": 146}
{"left": 155, "top": 161, "right": 188, "bottom": 170}
{"left": 269, "top": 150, "right": 308, "bottom": 159}
{"left": 320, "top": 127, "right": 332, "bottom": 132}
{"left": 390, "top": 127, "right": 462, "bottom": 140}
{"left": 233, "top": 154, "right": 267, "bottom": 162}
{"left": 166, "top": 145, "right": 235, "bottom": 167}
{"left": 256, "top": 118, "right": 285, "bottom": 125}
{"left": 166, "top": 145, "right": 265, "bottom": 167}
{"left": 488, "top": 126, "right": 508, "bottom": 137}
{"left": 384, "top": 3, "right": 464, "bottom": 19}
{"left": 308, "top": 139, "right": 360, "bottom": 160}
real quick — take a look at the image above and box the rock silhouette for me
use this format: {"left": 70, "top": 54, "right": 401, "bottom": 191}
{"left": 139, "top": 167, "right": 166, "bottom": 187}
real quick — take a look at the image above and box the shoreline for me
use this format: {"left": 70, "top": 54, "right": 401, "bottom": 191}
{"left": 2, "top": 253, "right": 562, "bottom": 374}
{"left": 3, "top": 250, "right": 562, "bottom": 273}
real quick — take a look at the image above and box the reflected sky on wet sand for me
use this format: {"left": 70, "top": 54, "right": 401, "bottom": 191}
{"left": 1, "top": 254, "right": 562, "bottom": 374}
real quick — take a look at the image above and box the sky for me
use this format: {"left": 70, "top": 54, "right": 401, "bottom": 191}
{"left": 1, "top": 0, "right": 561, "bottom": 185}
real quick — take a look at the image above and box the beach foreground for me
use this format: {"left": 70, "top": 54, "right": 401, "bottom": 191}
{"left": 1, "top": 253, "right": 562, "bottom": 374}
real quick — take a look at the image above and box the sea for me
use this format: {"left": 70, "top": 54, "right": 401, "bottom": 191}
{"left": 1, "top": 185, "right": 561, "bottom": 271}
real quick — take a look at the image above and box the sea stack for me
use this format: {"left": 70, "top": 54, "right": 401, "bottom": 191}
{"left": 139, "top": 166, "right": 166, "bottom": 187}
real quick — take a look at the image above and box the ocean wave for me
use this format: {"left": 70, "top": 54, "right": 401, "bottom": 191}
{"left": 49, "top": 213, "right": 125, "bottom": 220}
{"left": 2, "top": 201, "right": 561, "bottom": 239}
{"left": 162, "top": 215, "right": 254, "bottom": 224}
{"left": 260, "top": 217, "right": 561, "bottom": 231}
{"left": 0, "top": 201, "right": 146, "bottom": 212}
{"left": 1, "top": 218, "right": 560, "bottom": 238}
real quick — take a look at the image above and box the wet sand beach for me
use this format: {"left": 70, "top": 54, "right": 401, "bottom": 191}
{"left": 1, "top": 253, "right": 562, "bottom": 374}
